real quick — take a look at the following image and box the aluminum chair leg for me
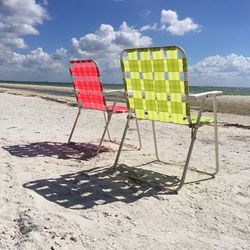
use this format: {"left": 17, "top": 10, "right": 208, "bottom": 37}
{"left": 113, "top": 113, "right": 133, "bottom": 169}
{"left": 167, "top": 127, "right": 199, "bottom": 192}
{"left": 167, "top": 99, "right": 205, "bottom": 192}
{"left": 213, "top": 96, "right": 219, "bottom": 175}
{"left": 188, "top": 97, "right": 219, "bottom": 177}
{"left": 135, "top": 118, "right": 142, "bottom": 150}
{"left": 152, "top": 121, "right": 160, "bottom": 161}
{"left": 152, "top": 121, "right": 170, "bottom": 164}
{"left": 169, "top": 97, "right": 219, "bottom": 192}
{"left": 102, "top": 110, "right": 141, "bottom": 152}
{"left": 103, "top": 111, "right": 112, "bottom": 141}
{"left": 97, "top": 111, "right": 114, "bottom": 154}
{"left": 68, "top": 107, "right": 81, "bottom": 144}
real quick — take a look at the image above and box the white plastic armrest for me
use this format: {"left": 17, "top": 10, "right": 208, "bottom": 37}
{"left": 189, "top": 91, "right": 223, "bottom": 100}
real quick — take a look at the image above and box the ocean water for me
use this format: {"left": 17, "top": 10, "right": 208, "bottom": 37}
{"left": 0, "top": 80, "right": 249, "bottom": 96}
{"left": 106, "top": 84, "right": 250, "bottom": 96}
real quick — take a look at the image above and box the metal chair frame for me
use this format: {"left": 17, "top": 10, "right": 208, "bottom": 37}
{"left": 113, "top": 46, "right": 223, "bottom": 192}
{"left": 68, "top": 60, "right": 141, "bottom": 153}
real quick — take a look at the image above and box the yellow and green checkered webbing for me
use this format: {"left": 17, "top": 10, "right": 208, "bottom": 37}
{"left": 120, "top": 46, "right": 191, "bottom": 124}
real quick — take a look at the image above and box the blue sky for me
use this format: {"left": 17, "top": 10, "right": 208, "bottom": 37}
{"left": 0, "top": 0, "right": 250, "bottom": 87}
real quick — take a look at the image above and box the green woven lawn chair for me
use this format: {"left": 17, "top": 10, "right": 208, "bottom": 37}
{"left": 113, "top": 46, "right": 223, "bottom": 192}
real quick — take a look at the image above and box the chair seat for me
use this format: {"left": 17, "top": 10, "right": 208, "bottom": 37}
{"left": 107, "top": 105, "right": 128, "bottom": 113}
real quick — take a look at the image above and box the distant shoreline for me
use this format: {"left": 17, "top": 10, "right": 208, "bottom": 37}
{"left": 0, "top": 81, "right": 249, "bottom": 96}
{"left": 0, "top": 83, "right": 249, "bottom": 116}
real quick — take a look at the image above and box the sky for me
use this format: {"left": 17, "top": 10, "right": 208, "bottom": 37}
{"left": 0, "top": 0, "right": 250, "bottom": 87}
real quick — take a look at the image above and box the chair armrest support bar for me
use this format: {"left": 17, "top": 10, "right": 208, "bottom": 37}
{"left": 189, "top": 91, "right": 223, "bottom": 100}
{"left": 103, "top": 89, "right": 125, "bottom": 113}
{"left": 103, "top": 89, "right": 125, "bottom": 97}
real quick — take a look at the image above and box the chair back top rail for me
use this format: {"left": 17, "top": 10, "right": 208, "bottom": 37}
{"left": 120, "top": 46, "right": 192, "bottom": 125}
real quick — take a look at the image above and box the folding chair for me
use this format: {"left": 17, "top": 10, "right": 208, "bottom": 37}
{"left": 68, "top": 60, "right": 141, "bottom": 153}
{"left": 113, "top": 46, "right": 223, "bottom": 192}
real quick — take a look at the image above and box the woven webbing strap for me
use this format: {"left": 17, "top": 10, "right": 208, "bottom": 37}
{"left": 69, "top": 60, "right": 106, "bottom": 110}
{"left": 120, "top": 46, "right": 191, "bottom": 124}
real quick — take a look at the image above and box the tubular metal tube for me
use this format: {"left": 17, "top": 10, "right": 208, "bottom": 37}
{"left": 103, "top": 111, "right": 112, "bottom": 141}
{"left": 135, "top": 118, "right": 142, "bottom": 150}
{"left": 113, "top": 112, "right": 133, "bottom": 169}
{"left": 152, "top": 121, "right": 160, "bottom": 161}
{"left": 97, "top": 112, "right": 113, "bottom": 154}
{"left": 68, "top": 107, "right": 81, "bottom": 144}
{"left": 213, "top": 96, "right": 219, "bottom": 175}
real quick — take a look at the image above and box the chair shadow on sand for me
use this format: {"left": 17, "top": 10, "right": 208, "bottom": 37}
{"left": 23, "top": 165, "right": 179, "bottom": 209}
{"left": 3, "top": 141, "right": 112, "bottom": 161}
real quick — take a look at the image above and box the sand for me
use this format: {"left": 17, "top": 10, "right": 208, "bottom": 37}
{"left": 0, "top": 87, "right": 249, "bottom": 249}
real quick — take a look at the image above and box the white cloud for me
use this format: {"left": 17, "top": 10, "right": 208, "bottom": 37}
{"left": 68, "top": 21, "right": 152, "bottom": 83}
{"left": 0, "top": 47, "right": 67, "bottom": 80}
{"left": 0, "top": 0, "right": 49, "bottom": 49}
{"left": 160, "top": 9, "right": 200, "bottom": 35}
{"left": 189, "top": 54, "right": 250, "bottom": 87}
{"left": 0, "top": 1, "right": 66, "bottom": 81}
{"left": 52, "top": 48, "right": 68, "bottom": 60}
{"left": 139, "top": 9, "right": 200, "bottom": 36}
{"left": 70, "top": 21, "right": 151, "bottom": 55}
{"left": 140, "top": 23, "right": 158, "bottom": 32}
{"left": 144, "top": 10, "right": 151, "bottom": 17}
{"left": 2, "top": 37, "right": 27, "bottom": 49}
{"left": 0, "top": 15, "right": 152, "bottom": 82}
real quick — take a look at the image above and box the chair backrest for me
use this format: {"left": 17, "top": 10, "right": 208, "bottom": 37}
{"left": 69, "top": 60, "right": 106, "bottom": 110}
{"left": 120, "top": 46, "right": 191, "bottom": 125}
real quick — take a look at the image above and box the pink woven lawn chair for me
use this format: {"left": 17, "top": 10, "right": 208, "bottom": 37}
{"left": 68, "top": 60, "right": 141, "bottom": 153}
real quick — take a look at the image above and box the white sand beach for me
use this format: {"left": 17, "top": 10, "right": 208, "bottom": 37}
{"left": 0, "top": 87, "right": 249, "bottom": 249}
